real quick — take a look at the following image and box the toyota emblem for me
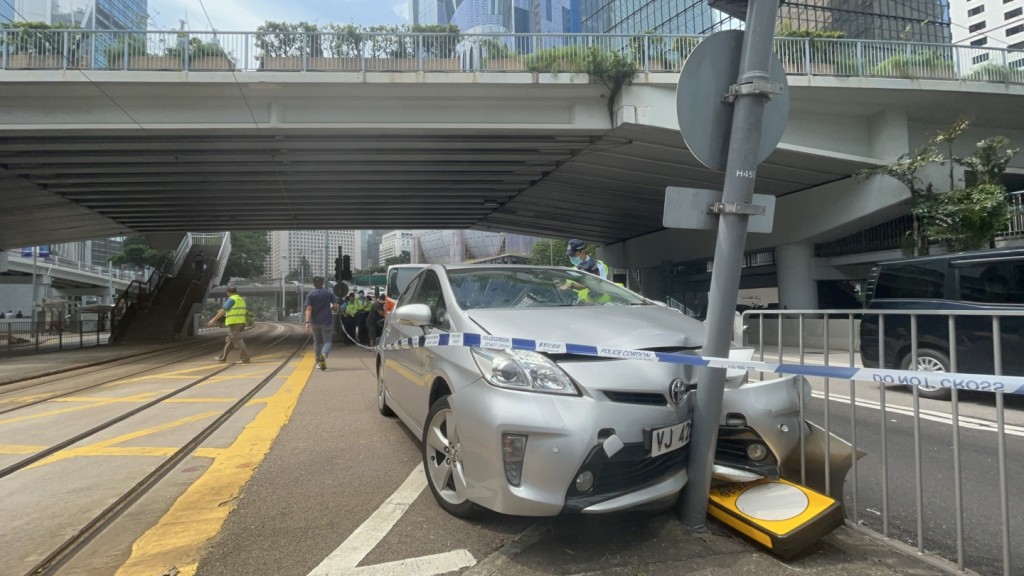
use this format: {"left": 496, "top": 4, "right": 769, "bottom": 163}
{"left": 669, "top": 378, "right": 688, "bottom": 405}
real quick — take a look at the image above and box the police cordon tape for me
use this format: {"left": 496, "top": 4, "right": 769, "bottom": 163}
{"left": 379, "top": 332, "right": 1024, "bottom": 396}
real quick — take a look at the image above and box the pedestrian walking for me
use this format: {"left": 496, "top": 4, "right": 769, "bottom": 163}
{"left": 208, "top": 285, "right": 252, "bottom": 364}
{"left": 304, "top": 276, "right": 339, "bottom": 371}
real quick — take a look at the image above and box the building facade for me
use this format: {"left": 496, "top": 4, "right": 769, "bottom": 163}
{"left": 411, "top": 230, "right": 540, "bottom": 264}
{"left": 950, "top": 0, "right": 1024, "bottom": 61}
{"left": 12, "top": 0, "right": 148, "bottom": 28}
{"left": 268, "top": 230, "right": 359, "bottom": 281}
{"left": 579, "top": 0, "right": 951, "bottom": 43}
{"left": 379, "top": 230, "right": 418, "bottom": 262}
{"left": 412, "top": 0, "right": 577, "bottom": 33}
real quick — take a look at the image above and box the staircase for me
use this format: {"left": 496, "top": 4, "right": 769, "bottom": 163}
{"left": 113, "top": 238, "right": 228, "bottom": 343}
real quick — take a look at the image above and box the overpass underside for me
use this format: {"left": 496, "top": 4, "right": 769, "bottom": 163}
{"left": 1, "top": 71, "right": 1022, "bottom": 265}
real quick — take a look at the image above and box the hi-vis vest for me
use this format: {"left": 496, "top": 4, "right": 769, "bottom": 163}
{"left": 224, "top": 294, "right": 248, "bottom": 326}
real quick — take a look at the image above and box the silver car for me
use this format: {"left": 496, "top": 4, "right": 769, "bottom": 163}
{"left": 375, "top": 265, "right": 834, "bottom": 517}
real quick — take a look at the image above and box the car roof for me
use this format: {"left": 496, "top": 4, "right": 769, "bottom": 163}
{"left": 877, "top": 247, "right": 1024, "bottom": 267}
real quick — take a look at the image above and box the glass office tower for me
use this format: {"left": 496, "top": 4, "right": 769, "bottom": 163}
{"left": 579, "top": 0, "right": 951, "bottom": 43}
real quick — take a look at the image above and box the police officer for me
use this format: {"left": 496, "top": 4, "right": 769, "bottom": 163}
{"left": 565, "top": 239, "right": 609, "bottom": 279}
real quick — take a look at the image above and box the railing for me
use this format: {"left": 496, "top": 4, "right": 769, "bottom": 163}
{"left": 0, "top": 319, "right": 110, "bottom": 355}
{"left": 996, "top": 191, "right": 1024, "bottom": 240}
{"left": 4, "top": 249, "right": 147, "bottom": 282}
{"left": 740, "top": 308, "right": 1021, "bottom": 576}
{"left": 1, "top": 29, "right": 1023, "bottom": 85}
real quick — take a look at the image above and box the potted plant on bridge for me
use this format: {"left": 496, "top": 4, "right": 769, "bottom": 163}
{"left": 4, "top": 22, "right": 85, "bottom": 69}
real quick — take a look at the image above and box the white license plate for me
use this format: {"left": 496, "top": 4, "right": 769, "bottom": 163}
{"left": 650, "top": 420, "right": 692, "bottom": 457}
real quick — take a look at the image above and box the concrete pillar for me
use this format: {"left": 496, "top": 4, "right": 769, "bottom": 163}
{"left": 776, "top": 243, "right": 817, "bottom": 310}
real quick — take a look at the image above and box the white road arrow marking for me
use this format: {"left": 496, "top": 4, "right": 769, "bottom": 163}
{"left": 307, "top": 463, "right": 476, "bottom": 576}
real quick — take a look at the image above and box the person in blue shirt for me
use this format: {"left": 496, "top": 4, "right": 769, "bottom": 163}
{"left": 304, "top": 276, "right": 339, "bottom": 371}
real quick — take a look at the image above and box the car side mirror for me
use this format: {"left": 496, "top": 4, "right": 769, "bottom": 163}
{"left": 393, "top": 303, "right": 432, "bottom": 327}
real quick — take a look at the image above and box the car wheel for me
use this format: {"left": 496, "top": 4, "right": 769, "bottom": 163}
{"left": 901, "top": 348, "right": 952, "bottom": 400}
{"left": 376, "top": 362, "right": 394, "bottom": 417}
{"left": 422, "top": 396, "right": 482, "bottom": 518}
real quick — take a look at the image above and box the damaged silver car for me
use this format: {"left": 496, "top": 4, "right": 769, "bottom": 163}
{"left": 375, "top": 265, "right": 853, "bottom": 517}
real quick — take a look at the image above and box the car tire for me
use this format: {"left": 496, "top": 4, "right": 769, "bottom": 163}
{"left": 901, "top": 348, "right": 952, "bottom": 400}
{"left": 422, "top": 396, "right": 482, "bottom": 519}
{"left": 376, "top": 361, "right": 395, "bottom": 417}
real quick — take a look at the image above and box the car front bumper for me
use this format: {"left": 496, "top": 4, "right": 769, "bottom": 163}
{"left": 449, "top": 373, "right": 693, "bottom": 517}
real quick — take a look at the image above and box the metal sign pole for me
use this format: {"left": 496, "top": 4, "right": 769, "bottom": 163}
{"left": 681, "top": 0, "right": 783, "bottom": 529}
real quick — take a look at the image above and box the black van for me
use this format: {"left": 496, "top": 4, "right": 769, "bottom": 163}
{"left": 859, "top": 248, "right": 1024, "bottom": 399}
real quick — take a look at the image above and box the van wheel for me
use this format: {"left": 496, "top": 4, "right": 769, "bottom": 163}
{"left": 901, "top": 348, "right": 952, "bottom": 400}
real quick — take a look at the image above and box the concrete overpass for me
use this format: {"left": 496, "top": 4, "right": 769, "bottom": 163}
{"left": 2, "top": 37, "right": 1023, "bottom": 307}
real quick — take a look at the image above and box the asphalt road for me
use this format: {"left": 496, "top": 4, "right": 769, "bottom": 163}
{"left": 799, "top": 369, "right": 1024, "bottom": 576}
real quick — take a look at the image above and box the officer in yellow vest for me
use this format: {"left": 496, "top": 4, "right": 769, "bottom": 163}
{"left": 207, "top": 285, "right": 252, "bottom": 364}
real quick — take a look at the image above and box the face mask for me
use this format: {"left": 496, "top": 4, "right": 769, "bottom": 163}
{"left": 569, "top": 256, "right": 582, "bottom": 266}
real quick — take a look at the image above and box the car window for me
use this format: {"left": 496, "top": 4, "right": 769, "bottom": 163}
{"left": 445, "top": 267, "right": 646, "bottom": 309}
{"left": 873, "top": 262, "right": 946, "bottom": 300}
{"left": 410, "top": 271, "right": 450, "bottom": 330}
{"left": 396, "top": 274, "right": 422, "bottom": 308}
{"left": 957, "top": 259, "right": 1024, "bottom": 304}
{"left": 387, "top": 266, "right": 425, "bottom": 299}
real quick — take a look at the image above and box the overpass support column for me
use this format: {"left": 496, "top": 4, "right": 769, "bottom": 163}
{"left": 776, "top": 243, "right": 817, "bottom": 310}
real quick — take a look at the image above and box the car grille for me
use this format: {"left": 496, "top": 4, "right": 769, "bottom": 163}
{"left": 563, "top": 443, "right": 688, "bottom": 513}
{"left": 602, "top": 391, "right": 667, "bottom": 406}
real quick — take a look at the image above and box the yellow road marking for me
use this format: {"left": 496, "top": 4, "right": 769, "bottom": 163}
{"left": 24, "top": 411, "right": 221, "bottom": 470}
{"left": 49, "top": 396, "right": 265, "bottom": 405}
{"left": 115, "top": 353, "right": 313, "bottom": 576}
{"left": 0, "top": 391, "right": 170, "bottom": 426}
{"left": 0, "top": 444, "right": 223, "bottom": 458}
{"left": 0, "top": 444, "right": 47, "bottom": 454}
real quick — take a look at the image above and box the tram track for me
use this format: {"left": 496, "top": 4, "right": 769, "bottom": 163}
{"left": 17, "top": 329, "right": 310, "bottom": 576}
{"left": 0, "top": 323, "right": 286, "bottom": 416}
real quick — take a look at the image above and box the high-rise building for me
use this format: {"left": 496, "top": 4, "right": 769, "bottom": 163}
{"left": 412, "top": 230, "right": 540, "bottom": 264}
{"left": 10, "top": 1, "right": 149, "bottom": 66}
{"left": 950, "top": 0, "right": 1024, "bottom": 61}
{"left": 12, "top": 1, "right": 148, "bottom": 28}
{"left": 411, "top": 0, "right": 458, "bottom": 25}
{"left": 379, "top": 230, "right": 419, "bottom": 262}
{"left": 579, "top": 0, "right": 951, "bottom": 43}
{"left": 268, "top": 230, "right": 359, "bottom": 281}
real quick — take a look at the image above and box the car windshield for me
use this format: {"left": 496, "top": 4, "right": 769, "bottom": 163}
{"left": 445, "top": 267, "right": 647, "bottom": 309}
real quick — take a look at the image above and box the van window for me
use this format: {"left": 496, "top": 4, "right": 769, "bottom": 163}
{"left": 387, "top": 267, "right": 423, "bottom": 299}
{"left": 873, "top": 262, "right": 945, "bottom": 299}
{"left": 956, "top": 260, "right": 1024, "bottom": 304}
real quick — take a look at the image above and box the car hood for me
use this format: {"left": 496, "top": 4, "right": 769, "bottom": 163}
{"left": 465, "top": 305, "right": 705, "bottom": 350}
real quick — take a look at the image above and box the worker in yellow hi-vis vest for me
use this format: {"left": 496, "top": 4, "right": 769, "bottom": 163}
{"left": 207, "top": 285, "right": 252, "bottom": 364}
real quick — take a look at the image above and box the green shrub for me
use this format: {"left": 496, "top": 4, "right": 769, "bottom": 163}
{"left": 870, "top": 50, "right": 955, "bottom": 78}
{"left": 966, "top": 63, "right": 1024, "bottom": 83}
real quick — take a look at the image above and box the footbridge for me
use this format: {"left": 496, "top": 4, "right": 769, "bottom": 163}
{"left": 2, "top": 30, "right": 1023, "bottom": 303}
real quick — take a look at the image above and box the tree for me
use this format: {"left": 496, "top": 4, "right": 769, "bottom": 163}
{"left": 859, "top": 117, "right": 1019, "bottom": 254}
{"left": 110, "top": 236, "right": 172, "bottom": 269}
{"left": 285, "top": 256, "right": 312, "bottom": 281}
{"left": 221, "top": 231, "right": 270, "bottom": 284}
{"left": 530, "top": 239, "right": 573, "bottom": 267}
{"left": 384, "top": 251, "right": 411, "bottom": 267}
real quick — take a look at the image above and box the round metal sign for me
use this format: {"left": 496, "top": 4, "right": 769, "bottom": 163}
{"left": 676, "top": 30, "right": 789, "bottom": 172}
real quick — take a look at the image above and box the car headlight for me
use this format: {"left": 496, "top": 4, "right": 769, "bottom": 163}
{"left": 471, "top": 348, "right": 579, "bottom": 395}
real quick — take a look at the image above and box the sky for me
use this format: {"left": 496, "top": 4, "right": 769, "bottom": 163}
{"left": 147, "top": 0, "right": 409, "bottom": 32}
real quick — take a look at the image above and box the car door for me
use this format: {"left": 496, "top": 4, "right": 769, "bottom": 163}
{"left": 952, "top": 257, "right": 1024, "bottom": 376}
{"left": 382, "top": 273, "right": 424, "bottom": 422}
{"left": 402, "top": 271, "right": 453, "bottom": 427}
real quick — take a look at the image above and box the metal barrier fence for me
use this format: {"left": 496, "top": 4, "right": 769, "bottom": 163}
{"left": 1, "top": 29, "right": 1023, "bottom": 85}
{"left": 0, "top": 319, "right": 110, "bottom": 354}
{"left": 741, "top": 308, "right": 1021, "bottom": 576}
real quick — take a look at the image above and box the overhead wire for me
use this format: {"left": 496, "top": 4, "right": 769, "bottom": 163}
{"left": 1, "top": 0, "right": 148, "bottom": 132}
{"left": 194, "top": 0, "right": 299, "bottom": 225}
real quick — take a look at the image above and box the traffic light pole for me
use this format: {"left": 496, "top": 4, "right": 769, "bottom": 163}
{"left": 681, "top": 0, "right": 782, "bottom": 530}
